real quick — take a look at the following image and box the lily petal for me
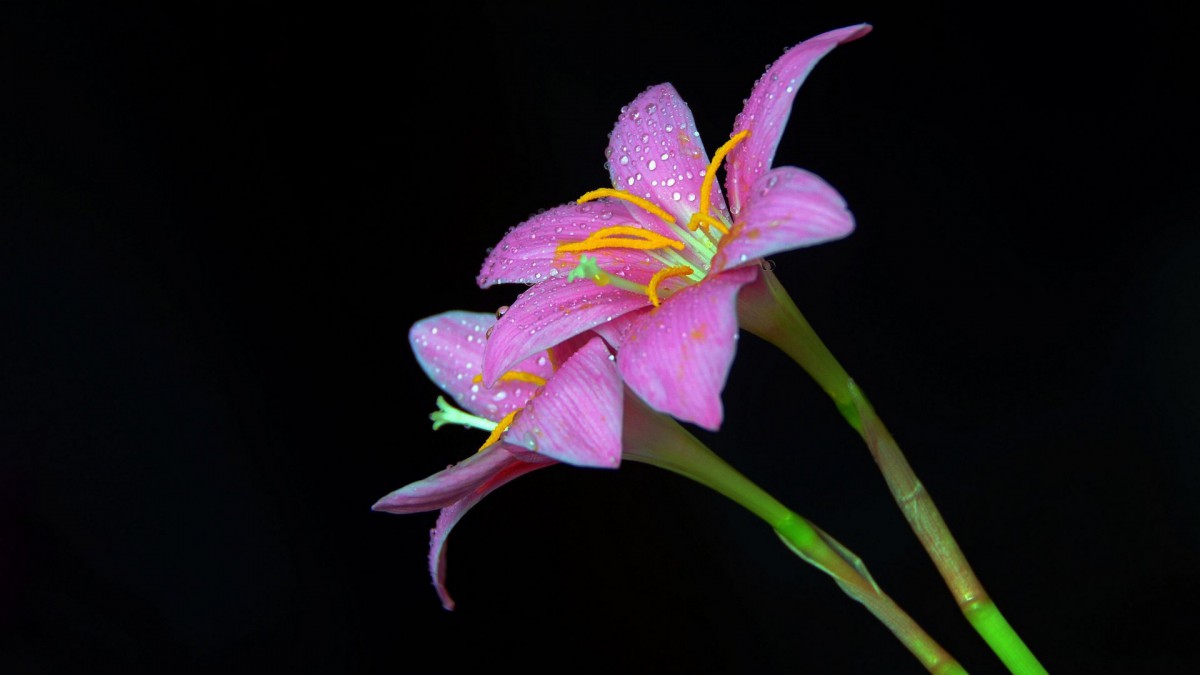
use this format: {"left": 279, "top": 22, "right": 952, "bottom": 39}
{"left": 592, "top": 306, "right": 652, "bottom": 351}
{"left": 427, "top": 458, "right": 552, "bottom": 610}
{"left": 713, "top": 167, "right": 854, "bottom": 273}
{"left": 371, "top": 444, "right": 549, "bottom": 514}
{"left": 618, "top": 265, "right": 758, "bottom": 430}
{"left": 477, "top": 201, "right": 674, "bottom": 289}
{"left": 505, "top": 337, "right": 623, "bottom": 468}
{"left": 410, "top": 311, "right": 555, "bottom": 420}
{"left": 606, "top": 83, "right": 728, "bottom": 225}
{"left": 546, "top": 330, "right": 598, "bottom": 369}
{"left": 726, "top": 24, "right": 872, "bottom": 213}
{"left": 482, "top": 273, "right": 652, "bottom": 385}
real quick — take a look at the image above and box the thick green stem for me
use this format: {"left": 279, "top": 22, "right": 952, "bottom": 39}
{"left": 737, "top": 269, "right": 1047, "bottom": 675}
{"left": 622, "top": 395, "right": 968, "bottom": 675}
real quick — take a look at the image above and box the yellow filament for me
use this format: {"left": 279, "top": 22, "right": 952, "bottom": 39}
{"left": 479, "top": 409, "right": 520, "bottom": 452}
{"left": 472, "top": 371, "right": 548, "bottom": 387}
{"left": 555, "top": 225, "right": 685, "bottom": 254}
{"left": 647, "top": 266, "right": 694, "bottom": 307}
{"left": 688, "top": 129, "right": 750, "bottom": 234}
{"left": 577, "top": 188, "right": 677, "bottom": 224}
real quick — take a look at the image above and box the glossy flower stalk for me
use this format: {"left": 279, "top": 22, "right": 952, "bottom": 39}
{"left": 737, "top": 269, "right": 1048, "bottom": 675}
{"left": 620, "top": 395, "right": 967, "bottom": 674}
{"left": 478, "top": 25, "right": 868, "bottom": 431}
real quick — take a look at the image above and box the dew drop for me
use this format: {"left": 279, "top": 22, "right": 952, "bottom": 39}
{"left": 760, "top": 259, "right": 776, "bottom": 271}
{"left": 648, "top": 160, "right": 657, "bottom": 171}
{"left": 495, "top": 305, "right": 509, "bottom": 318}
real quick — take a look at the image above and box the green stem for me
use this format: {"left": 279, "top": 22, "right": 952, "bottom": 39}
{"left": 622, "top": 395, "right": 968, "bottom": 675}
{"left": 737, "top": 268, "right": 1047, "bottom": 675}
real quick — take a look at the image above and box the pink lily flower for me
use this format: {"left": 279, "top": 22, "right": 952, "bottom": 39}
{"left": 372, "top": 311, "right": 623, "bottom": 609}
{"left": 478, "top": 24, "right": 870, "bottom": 431}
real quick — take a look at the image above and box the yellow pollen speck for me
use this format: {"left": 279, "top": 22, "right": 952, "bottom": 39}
{"left": 577, "top": 188, "right": 677, "bottom": 224}
{"left": 478, "top": 409, "right": 520, "bottom": 452}
{"left": 647, "top": 266, "right": 694, "bottom": 307}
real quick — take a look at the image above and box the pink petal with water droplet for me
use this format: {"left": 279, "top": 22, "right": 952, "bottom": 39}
{"left": 713, "top": 167, "right": 854, "bottom": 273}
{"left": 425, "top": 457, "right": 553, "bottom": 610}
{"left": 410, "top": 311, "right": 555, "bottom": 420}
{"left": 618, "top": 265, "right": 758, "bottom": 430}
{"left": 592, "top": 306, "right": 652, "bottom": 350}
{"left": 371, "top": 444, "right": 549, "bottom": 514}
{"left": 606, "top": 84, "right": 728, "bottom": 225}
{"left": 477, "top": 201, "right": 675, "bottom": 289}
{"left": 482, "top": 273, "right": 652, "bottom": 385}
{"left": 547, "top": 331, "right": 596, "bottom": 367}
{"left": 505, "top": 337, "right": 623, "bottom": 468}
{"left": 726, "top": 24, "right": 871, "bottom": 213}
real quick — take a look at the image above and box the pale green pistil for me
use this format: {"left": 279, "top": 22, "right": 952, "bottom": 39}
{"left": 566, "top": 255, "right": 650, "bottom": 295}
{"left": 430, "top": 396, "right": 497, "bottom": 433}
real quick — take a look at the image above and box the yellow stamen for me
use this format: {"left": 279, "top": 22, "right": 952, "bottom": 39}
{"left": 555, "top": 225, "right": 685, "bottom": 254}
{"left": 688, "top": 129, "right": 750, "bottom": 234}
{"left": 472, "top": 371, "right": 548, "bottom": 387}
{"left": 577, "top": 188, "right": 677, "bottom": 225}
{"left": 647, "top": 266, "right": 694, "bottom": 307}
{"left": 689, "top": 213, "right": 730, "bottom": 235}
{"left": 478, "top": 409, "right": 520, "bottom": 452}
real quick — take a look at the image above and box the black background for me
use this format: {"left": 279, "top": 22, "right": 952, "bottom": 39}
{"left": 2, "top": 2, "right": 1198, "bottom": 673}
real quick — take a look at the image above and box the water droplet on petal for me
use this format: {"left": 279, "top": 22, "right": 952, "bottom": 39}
{"left": 760, "top": 259, "right": 776, "bottom": 271}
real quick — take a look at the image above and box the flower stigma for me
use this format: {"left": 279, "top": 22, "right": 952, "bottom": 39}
{"left": 429, "top": 395, "right": 497, "bottom": 433}
{"left": 429, "top": 364, "right": 543, "bottom": 452}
